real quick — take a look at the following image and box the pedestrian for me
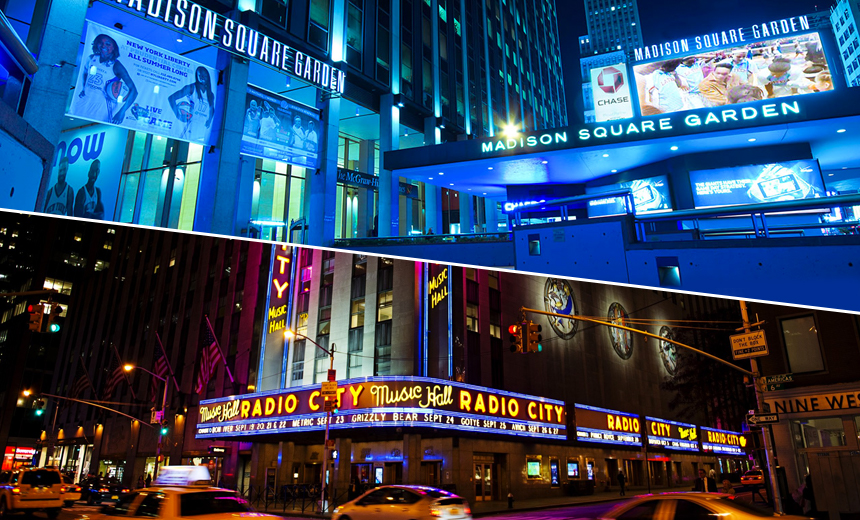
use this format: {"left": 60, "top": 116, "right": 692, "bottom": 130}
{"left": 507, "top": 492, "right": 514, "bottom": 509}
{"left": 709, "top": 467, "right": 716, "bottom": 480}
{"left": 617, "top": 470, "right": 627, "bottom": 496}
{"left": 145, "top": 473, "right": 152, "bottom": 488}
{"left": 137, "top": 475, "right": 144, "bottom": 489}
{"left": 802, "top": 474, "right": 817, "bottom": 514}
{"left": 694, "top": 469, "right": 717, "bottom": 493}
{"left": 721, "top": 480, "right": 735, "bottom": 495}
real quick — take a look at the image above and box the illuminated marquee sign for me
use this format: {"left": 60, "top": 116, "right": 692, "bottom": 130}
{"left": 503, "top": 200, "right": 546, "bottom": 213}
{"left": 114, "top": 0, "right": 345, "bottom": 93}
{"left": 633, "top": 16, "right": 810, "bottom": 62}
{"left": 701, "top": 426, "right": 746, "bottom": 455}
{"left": 267, "top": 246, "right": 291, "bottom": 335}
{"left": 479, "top": 101, "right": 801, "bottom": 154}
{"left": 645, "top": 416, "right": 699, "bottom": 452}
{"left": 574, "top": 404, "right": 642, "bottom": 446}
{"left": 428, "top": 268, "right": 449, "bottom": 309}
{"left": 196, "top": 376, "right": 567, "bottom": 440}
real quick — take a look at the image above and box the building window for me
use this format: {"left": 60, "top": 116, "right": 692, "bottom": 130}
{"left": 348, "top": 327, "right": 363, "bottom": 377}
{"left": 314, "top": 336, "right": 329, "bottom": 383}
{"left": 291, "top": 340, "right": 306, "bottom": 385}
{"left": 351, "top": 299, "right": 366, "bottom": 328}
{"left": 375, "top": 321, "right": 392, "bottom": 375}
{"left": 377, "top": 290, "right": 393, "bottom": 321}
{"left": 466, "top": 303, "right": 479, "bottom": 332}
{"left": 780, "top": 315, "right": 825, "bottom": 373}
{"left": 309, "top": 0, "right": 331, "bottom": 50}
{"left": 791, "top": 418, "right": 846, "bottom": 448}
{"left": 488, "top": 271, "right": 499, "bottom": 290}
{"left": 346, "top": 0, "right": 363, "bottom": 67}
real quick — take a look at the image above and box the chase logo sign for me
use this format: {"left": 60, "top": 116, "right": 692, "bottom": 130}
{"left": 597, "top": 67, "right": 624, "bottom": 94}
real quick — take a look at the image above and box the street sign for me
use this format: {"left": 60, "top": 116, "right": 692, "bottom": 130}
{"left": 763, "top": 373, "right": 793, "bottom": 385}
{"left": 764, "top": 383, "right": 783, "bottom": 392}
{"left": 151, "top": 410, "right": 164, "bottom": 424}
{"left": 323, "top": 400, "right": 335, "bottom": 412}
{"left": 730, "top": 330, "right": 768, "bottom": 360}
{"left": 747, "top": 413, "right": 780, "bottom": 426}
{"left": 321, "top": 381, "right": 337, "bottom": 398}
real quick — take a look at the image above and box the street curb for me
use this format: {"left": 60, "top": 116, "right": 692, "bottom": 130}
{"left": 472, "top": 496, "right": 625, "bottom": 518}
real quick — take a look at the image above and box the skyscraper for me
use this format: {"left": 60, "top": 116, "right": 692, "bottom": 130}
{"left": 832, "top": 0, "right": 860, "bottom": 87}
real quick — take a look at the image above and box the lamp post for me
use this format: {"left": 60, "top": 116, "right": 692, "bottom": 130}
{"left": 124, "top": 364, "right": 170, "bottom": 480}
{"left": 284, "top": 330, "right": 335, "bottom": 513}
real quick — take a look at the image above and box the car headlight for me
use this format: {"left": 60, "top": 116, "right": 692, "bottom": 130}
{"left": 333, "top": 507, "right": 342, "bottom": 514}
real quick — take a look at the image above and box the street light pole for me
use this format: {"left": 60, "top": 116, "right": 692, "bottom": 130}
{"left": 739, "top": 301, "right": 783, "bottom": 515}
{"left": 124, "top": 365, "right": 170, "bottom": 480}
{"left": 284, "top": 330, "right": 335, "bottom": 513}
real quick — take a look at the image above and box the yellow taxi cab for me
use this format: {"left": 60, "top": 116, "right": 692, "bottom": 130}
{"left": 61, "top": 474, "right": 82, "bottom": 507}
{"left": 88, "top": 467, "right": 281, "bottom": 520}
{"left": 0, "top": 466, "right": 65, "bottom": 518}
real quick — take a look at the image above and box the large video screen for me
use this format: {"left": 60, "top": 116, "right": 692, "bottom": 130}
{"left": 586, "top": 175, "right": 672, "bottom": 217}
{"left": 241, "top": 85, "right": 321, "bottom": 169}
{"left": 690, "top": 159, "right": 825, "bottom": 208}
{"left": 633, "top": 32, "right": 832, "bottom": 116}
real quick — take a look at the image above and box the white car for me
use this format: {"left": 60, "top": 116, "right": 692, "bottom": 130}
{"left": 333, "top": 485, "right": 471, "bottom": 520}
{"left": 598, "top": 492, "right": 811, "bottom": 520}
{"left": 89, "top": 467, "right": 280, "bottom": 520}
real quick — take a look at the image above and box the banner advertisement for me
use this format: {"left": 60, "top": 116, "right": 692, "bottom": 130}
{"left": 634, "top": 32, "right": 832, "bottom": 116}
{"left": 690, "top": 159, "right": 825, "bottom": 208}
{"left": 645, "top": 416, "right": 699, "bottom": 452}
{"left": 42, "top": 125, "right": 126, "bottom": 220}
{"left": 241, "top": 85, "right": 321, "bottom": 169}
{"left": 586, "top": 175, "right": 672, "bottom": 217}
{"left": 590, "top": 64, "right": 634, "bottom": 122}
{"left": 196, "top": 376, "right": 567, "bottom": 440}
{"left": 701, "top": 426, "right": 746, "bottom": 455}
{"left": 69, "top": 22, "right": 219, "bottom": 145}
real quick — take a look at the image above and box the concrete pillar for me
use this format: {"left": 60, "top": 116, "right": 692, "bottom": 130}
{"left": 193, "top": 53, "right": 253, "bottom": 236}
{"left": 423, "top": 116, "right": 443, "bottom": 234}
{"left": 332, "top": 438, "right": 352, "bottom": 495}
{"left": 308, "top": 95, "right": 341, "bottom": 246}
{"left": 484, "top": 199, "right": 499, "bottom": 233}
{"left": 461, "top": 193, "right": 475, "bottom": 234}
{"left": 403, "top": 434, "right": 422, "bottom": 485}
{"left": 357, "top": 140, "right": 376, "bottom": 238}
{"left": 123, "top": 420, "right": 141, "bottom": 488}
{"left": 378, "top": 95, "right": 400, "bottom": 237}
{"left": 223, "top": 442, "right": 241, "bottom": 490}
{"left": 278, "top": 441, "right": 296, "bottom": 485}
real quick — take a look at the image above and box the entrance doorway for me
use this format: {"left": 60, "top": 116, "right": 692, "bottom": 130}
{"left": 473, "top": 463, "right": 494, "bottom": 501}
{"left": 420, "top": 461, "right": 441, "bottom": 486}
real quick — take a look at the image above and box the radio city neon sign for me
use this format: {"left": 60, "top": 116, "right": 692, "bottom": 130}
{"left": 481, "top": 102, "right": 800, "bottom": 154}
{"left": 634, "top": 16, "right": 810, "bottom": 62}
{"left": 267, "top": 246, "right": 290, "bottom": 334}
{"left": 428, "top": 268, "right": 448, "bottom": 309}
{"left": 115, "top": 0, "right": 345, "bottom": 93}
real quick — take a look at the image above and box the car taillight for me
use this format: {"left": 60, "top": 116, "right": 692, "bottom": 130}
{"left": 99, "top": 488, "right": 108, "bottom": 493}
{"left": 430, "top": 507, "right": 442, "bottom": 517}
{"left": 60, "top": 486, "right": 67, "bottom": 494}
{"left": 122, "top": 488, "right": 130, "bottom": 493}
{"left": 11, "top": 487, "right": 20, "bottom": 495}
{"left": 74, "top": 486, "right": 81, "bottom": 492}
{"left": 465, "top": 505, "right": 471, "bottom": 515}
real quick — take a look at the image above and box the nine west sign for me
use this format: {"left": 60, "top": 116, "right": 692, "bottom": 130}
{"left": 114, "top": 0, "right": 346, "bottom": 93}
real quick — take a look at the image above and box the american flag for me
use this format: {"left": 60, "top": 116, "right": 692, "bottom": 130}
{"left": 149, "top": 350, "right": 170, "bottom": 402}
{"left": 102, "top": 355, "right": 125, "bottom": 401}
{"left": 70, "top": 372, "right": 92, "bottom": 400}
{"left": 194, "top": 323, "right": 223, "bottom": 395}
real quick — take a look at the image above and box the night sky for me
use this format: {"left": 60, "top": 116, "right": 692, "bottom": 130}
{"left": 556, "top": 0, "right": 829, "bottom": 122}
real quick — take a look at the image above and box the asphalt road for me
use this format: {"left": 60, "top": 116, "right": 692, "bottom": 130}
{"left": 479, "top": 500, "right": 626, "bottom": 519}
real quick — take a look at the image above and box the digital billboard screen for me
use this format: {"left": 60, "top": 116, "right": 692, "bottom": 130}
{"left": 574, "top": 404, "right": 642, "bottom": 447}
{"left": 241, "top": 85, "right": 321, "bottom": 169}
{"left": 586, "top": 175, "right": 672, "bottom": 217}
{"left": 633, "top": 32, "right": 832, "bottom": 116}
{"left": 645, "top": 416, "right": 699, "bottom": 452}
{"left": 690, "top": 159, "right": 825, "bottom": 208}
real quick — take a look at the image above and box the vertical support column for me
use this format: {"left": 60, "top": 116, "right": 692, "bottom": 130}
{"left": 403, "top": 434, "right": 422, "bottom": 485}
{"left": 461, "top": 193, "right": 475, "bottom": 234}
{"left": 484, "top": 199, "right": 499, "bottom": 233}
{"left": 422, "top": 115, "right": 442, "bottom": 234}
{"left": 309, "top": 95, "right": 341, "bottom": 246}
{"left": 194, "top": 53, "right": 253, "bottom": 237}
{"left": 224, "top": 442, "right": 241, "bottom": 490}
{"left": 378, "top": 95, "right": 400, "bottom": 237}
{"left": 332, "top": 438, "right": 352, "bottom": 496}
{"left": 357, "top": 140, "right": 376, "bottom": 238}
{"left": 122, "top": 419, "right": 141, "bottom": 488}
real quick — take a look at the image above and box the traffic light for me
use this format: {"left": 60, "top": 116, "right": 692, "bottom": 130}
{"left": 45, "top": 305, "right": 62, "bottom": 333}
{"left": 526, "top": 321, "right": 543, "bottom": 353}
{"left": 508, "top": 323, "right": 523, "bottom": 353}
{"left": 27, "top": 304, "right": 43, "bottom": 332}
{"left": 34, "top": 399, "right": 46, "bottom": 417}
{"left": 160, "top": 419, "right": 169, "bottom": 436}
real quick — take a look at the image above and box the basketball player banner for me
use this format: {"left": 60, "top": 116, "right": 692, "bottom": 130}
{"left": 240, "top": 85, "right": 321, "bottom": 170}
{"left": 68, "top": 21, "right": 219, "bottom": 145}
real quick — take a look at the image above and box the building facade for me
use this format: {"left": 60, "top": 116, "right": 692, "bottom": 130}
{"left": 832, "top": 0, "right": 860, "bottom": 87}
{"left": 1, "top": 0, "right": 567, "bottom": 245}
{"left": 45, "top": 242, "right": 756, "bottom": 504}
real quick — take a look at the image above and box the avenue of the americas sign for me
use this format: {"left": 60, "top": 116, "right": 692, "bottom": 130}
{"left": 114, "top": 0, "right": 346, "bottom": 93}
{"left": 196, "top": 376, "right": 567, "bottom": 441}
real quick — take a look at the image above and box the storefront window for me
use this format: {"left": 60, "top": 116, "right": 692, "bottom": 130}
{"left": 526, "top": 457, "right": 541, "bottom": 479}
{"left": 792, "top": 417, "right": 847, "bottom": 448}
{"left": 251, "top": 159, "right": 307, "bottom": 242}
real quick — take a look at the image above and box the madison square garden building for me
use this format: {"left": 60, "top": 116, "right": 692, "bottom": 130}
{"left": 47, "top": 237, "right": 755, "bottom": 503}
{"left": 4, "top": 0, "right": 567, "bottom": 245}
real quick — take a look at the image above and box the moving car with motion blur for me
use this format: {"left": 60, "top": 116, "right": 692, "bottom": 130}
{"left": 0, "top": 466, "right": 66, "bottom": 518}
{"left": 61, "top": 475, "right": 82, "bottom": 507}
{"left": 79, "top": 476, "right": 131, "bottom": 504}
{"left": 86, "top": 466, "right": 283, "bottom": 520}
{"left": 597, "top": 492, "right": 812, "bottom": 520}
{"left": 332, "top": 485, "right": 471, "bottom": 520}
{"left": 740, "top": 469, "right": 765, "bottom": 486}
